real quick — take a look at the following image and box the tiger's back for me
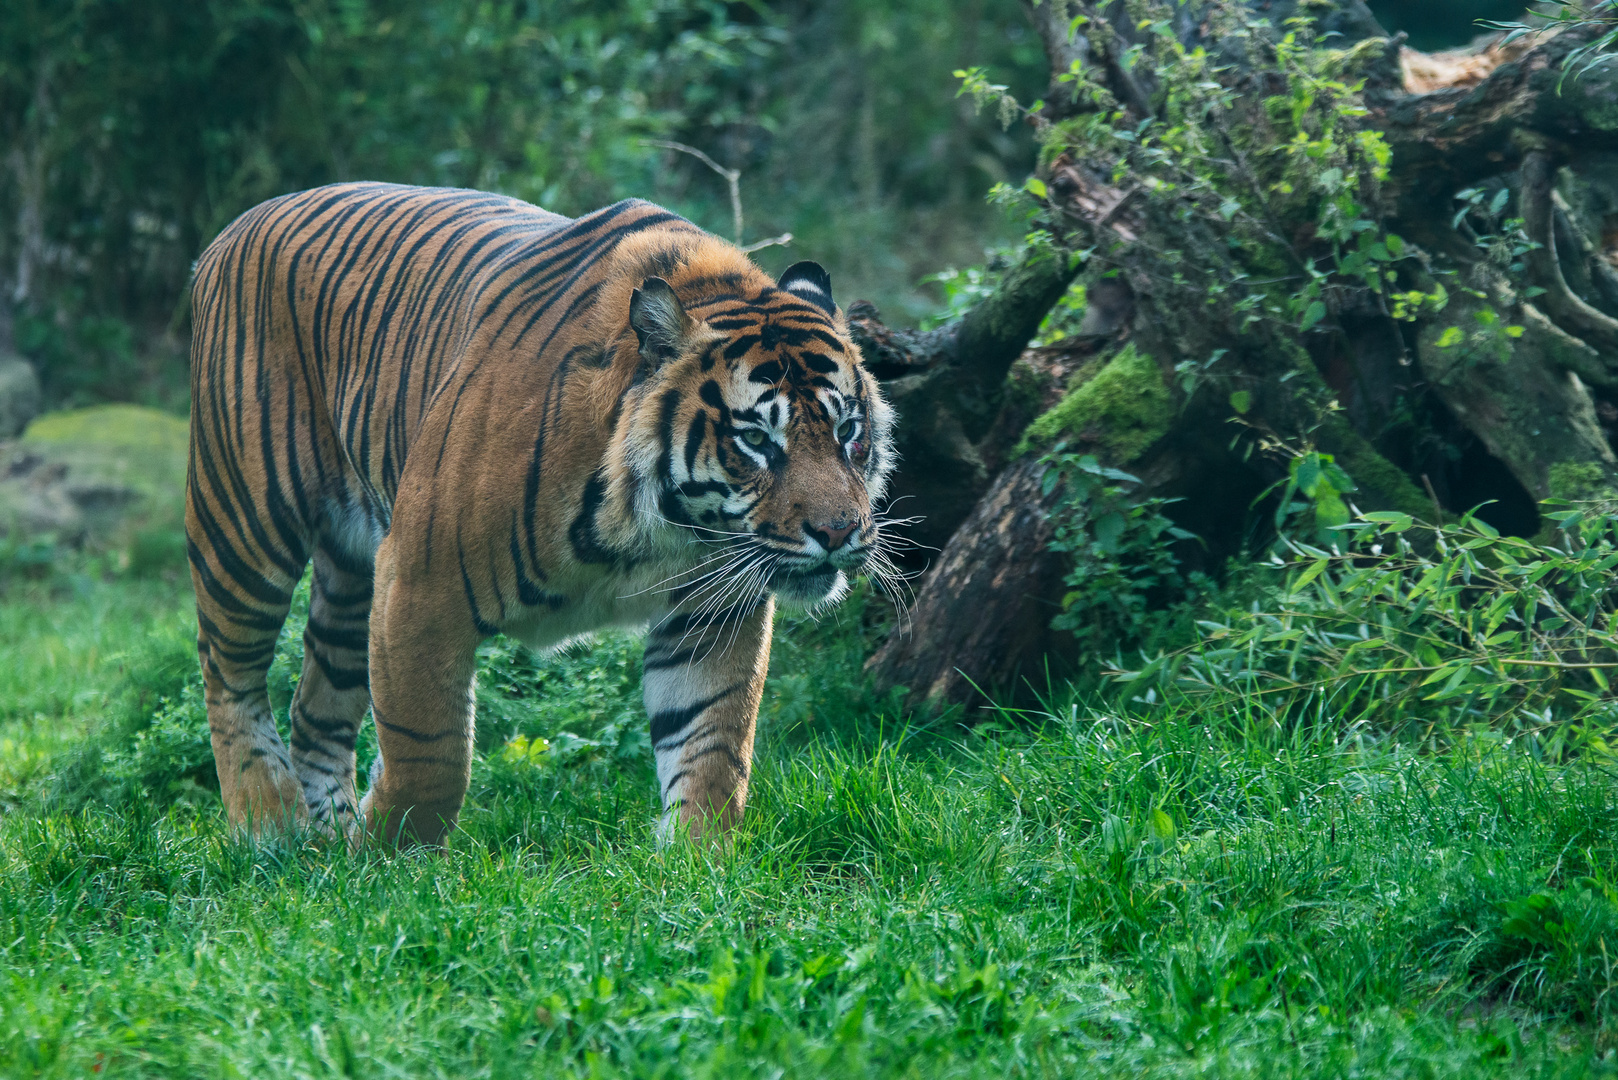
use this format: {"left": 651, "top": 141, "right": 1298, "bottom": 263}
{"left": 187, "top": 182, "right": 894, "bottom": 844}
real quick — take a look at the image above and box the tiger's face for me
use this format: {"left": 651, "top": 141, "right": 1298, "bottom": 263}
{"left": 625, "top": 260, "right": 896, "bottom": 607}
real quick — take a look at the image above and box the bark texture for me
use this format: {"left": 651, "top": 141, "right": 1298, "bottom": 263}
{"left": 865, "top": 456, "right": 1066, "bottom": 706}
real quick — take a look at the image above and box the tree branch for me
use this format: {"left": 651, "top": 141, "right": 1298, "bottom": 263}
{"left": 643, "top": 139, "right": 744, "bottom": 245}
{"left": 1522, "top": 149, "right": 1618, "bottom": 359}
{"left": 1379, "top": 24, "right": 1618, "bottom": 216}
{"left": 848, "top": 244, "right": 1080, "bottom": 437}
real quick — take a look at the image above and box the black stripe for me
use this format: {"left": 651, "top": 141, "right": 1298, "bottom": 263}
{"left": 649, "top": 683, "right": 745, "bottom": 745}
{"left": 375, "top": 716, "right": 462, "bottom": 743}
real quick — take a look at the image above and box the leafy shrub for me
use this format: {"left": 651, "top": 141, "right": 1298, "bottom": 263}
{"left": 960, "top": 0, "right": 1415, "bottom": 360}
{"left": 1259, "top": 449, "right": 1359, "bottom": 550}
{"left": 1038, "top": 447, "right": 1210, "bottom": 663}
{"left": 1473, "top": 878, "right": 1618, "bottom": 1020}
{"left": 30, "top": 612, "right": 208, "bottom": 811}
{"left": 0, "top": 533, "right": 61, "bottom": 582}
{"left": 475, "top": 633, "right": 646, "bottom": 758}
{"left": 96, "top": 682, "right": 216, "bottom": 807}
{"left": 1114, "top": 504, "right": 1618, "bottom": 748}
{"left": 760, "top": 582, "right": 912, "bottom": 743}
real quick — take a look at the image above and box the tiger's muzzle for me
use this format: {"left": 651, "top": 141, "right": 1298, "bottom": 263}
{"left": 767, "top": 515, "right": 875, "bottom": 603}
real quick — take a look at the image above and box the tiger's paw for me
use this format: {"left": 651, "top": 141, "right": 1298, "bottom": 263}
{"left": 654, "top": 799, "right": 742, "bottom": 849}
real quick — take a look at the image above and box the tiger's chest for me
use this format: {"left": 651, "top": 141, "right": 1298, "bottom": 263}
{"left": 501, "top": 557, "right": 691, "bottom": 653}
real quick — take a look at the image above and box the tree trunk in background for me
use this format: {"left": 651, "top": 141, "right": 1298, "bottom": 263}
{"left": 865, "top": 457, "right": 1066, "bottom": 706}
{"left": 856, "top": 7, "right": 1618, "bottom": 711}
{"left": 848, "top": 245, "right": 1081, "bottom": 553}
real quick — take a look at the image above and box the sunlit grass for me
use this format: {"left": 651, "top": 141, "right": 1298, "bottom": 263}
{"left": 0, "top": 578, "right": 194, "bottom": 808}
{"left": 2, "top": 577, "right": 1617, "bottom": 1076}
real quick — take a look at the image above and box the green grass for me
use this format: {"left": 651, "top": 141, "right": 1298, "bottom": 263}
{"left": 3, "top": 576, "right": 1618, "bottom": 1076}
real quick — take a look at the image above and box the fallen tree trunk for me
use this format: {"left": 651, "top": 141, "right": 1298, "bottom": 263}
{"left": 865, "top": 456, "right": 1065, "bottom": 706}
{"left": 855, "top": 5, "right": 1618, "bottom": 710}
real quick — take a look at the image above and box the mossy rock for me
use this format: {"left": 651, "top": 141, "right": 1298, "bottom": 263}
{"left": 1, "top": 405, "right": 189, "bottom": 575}
{"left": 23, "top": 404, "right": 188, "bottom": 479}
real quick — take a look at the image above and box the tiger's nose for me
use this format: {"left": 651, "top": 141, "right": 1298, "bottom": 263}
{"left": 816, "top": 521, "right": 857, "bottom": 550}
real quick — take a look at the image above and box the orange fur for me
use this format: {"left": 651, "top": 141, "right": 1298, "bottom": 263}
{"left": 186, "top": 183, "right": 895, "bottom": 845}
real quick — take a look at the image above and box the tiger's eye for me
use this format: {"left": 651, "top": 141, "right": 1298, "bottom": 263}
{"left": 742, "top": 429, "right": 768, "bottom": 447}
{"left": 836, "top": 419, "right": 855, "bottom": 442}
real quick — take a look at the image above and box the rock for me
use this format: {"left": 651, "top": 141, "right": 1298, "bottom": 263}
{"left": 0, "top": 356, "right": 42, "bottom": 439}
{"left": 0, "top": 404, "right": 190, "bottom": 575}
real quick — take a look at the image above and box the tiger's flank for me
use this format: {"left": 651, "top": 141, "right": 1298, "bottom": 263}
{"left": 184, "top": 183, "right": 898, "bottom": 847}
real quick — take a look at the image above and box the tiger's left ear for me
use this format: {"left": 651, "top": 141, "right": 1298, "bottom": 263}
{"left": 779, "top": 261, "right": 835, "bottom": 315}
{"left": 629, "top": 277, "right": 696, "bottom": 367}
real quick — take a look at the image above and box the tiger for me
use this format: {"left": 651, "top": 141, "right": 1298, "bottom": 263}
{"left": 185, "top": 182, "right": 896, "bottom": 846}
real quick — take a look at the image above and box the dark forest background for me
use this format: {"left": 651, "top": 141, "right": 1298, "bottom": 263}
{"left": 0, "top": 0, "right": 1050, "bottom": 408}
{"left": 0, "top": 0, "right": 1523, "bottom": 411}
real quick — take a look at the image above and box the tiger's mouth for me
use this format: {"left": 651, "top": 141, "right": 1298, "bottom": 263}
{"left": 769, "top": 564, "right": 844, "bottom": 604}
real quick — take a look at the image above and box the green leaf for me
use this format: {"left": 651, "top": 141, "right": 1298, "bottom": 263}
{"left": 1293, "top": 454, "right": 1323, "bottom": 498}
{"left": 802, "top": 953, "right": 844, "bottom": 980}
{"left": 1420, "top": 663, "right": 1460, "bottom": 687}
{"left": 1094, "top": 512, "right": 1127, "bottom": 552}
{"left": 1321, "top": 461, "right": 1357, "bottom": 493}
{"left": 1361, "top": 511, "right": 1413, "bottom": 532}
{"left": 1314, "top": 490, "right": 1350, "bottom": 530}
{"left": 1290, "top": 557, "right": 1330, "bottom": 594}
{"left": 1025, "top": 176, "right": 1049, "bottom": 200}
{"left": 1426, "top": 663, "right": 1474, "bottom": 699}
{"left": 1229, "top": 390, "right": 1252, "bottom": 414}
{"left": 1149, "top": 808, "right": 1176, "bottom": 840}
{"left": 1301, "top": 301, "right": 1327, "bottom": 331}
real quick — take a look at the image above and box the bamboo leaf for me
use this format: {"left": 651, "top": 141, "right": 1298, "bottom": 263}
{"left": 1290, "top": 557, "right": 1330, "bottom": 595}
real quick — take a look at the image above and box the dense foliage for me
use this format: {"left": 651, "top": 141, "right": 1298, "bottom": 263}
{"left": 0, "top": 0, "right": 1045, "bottom": 406}
{"left": 1119, "top": 507, "right": 1618, "bottom": 743}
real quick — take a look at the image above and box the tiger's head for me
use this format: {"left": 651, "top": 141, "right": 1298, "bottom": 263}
{"left": 619, "top": 258, "right": 897, "bottom": 607}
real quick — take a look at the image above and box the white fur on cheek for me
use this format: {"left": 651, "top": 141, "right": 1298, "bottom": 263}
{"left": 861, "top": 377, "right": 898, "bottom": 504}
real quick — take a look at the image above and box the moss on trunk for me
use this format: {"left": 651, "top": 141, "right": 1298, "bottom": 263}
{"left": 1016, "top": 344, "right": 1174, "bottom": 463}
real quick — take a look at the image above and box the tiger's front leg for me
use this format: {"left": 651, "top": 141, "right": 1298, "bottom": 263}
{"left": 643, "top": 595, "right": 774, "bottom": 843}
{"left": 358, "top": 534, "right": 482, "bottom": 848}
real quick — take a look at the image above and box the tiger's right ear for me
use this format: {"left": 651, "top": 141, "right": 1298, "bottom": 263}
{"left": 628, "top": 277, "right": 695, "bottom": 368}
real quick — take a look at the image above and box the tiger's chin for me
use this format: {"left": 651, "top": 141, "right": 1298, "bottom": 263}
{"left": 770, "top": 565, "right": 849, "bottom": 610}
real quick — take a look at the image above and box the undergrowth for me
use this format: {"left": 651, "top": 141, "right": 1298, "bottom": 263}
{"left": 4, "top": 545, "right": 1618, "bottom": 1074}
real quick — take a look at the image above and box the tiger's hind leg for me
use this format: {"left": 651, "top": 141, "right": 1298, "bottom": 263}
{"left": 289, "top": 543, "right": 374, "bottom": 839}
{"left": 190, "top": 542, "right": 309, "bottom": 834}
